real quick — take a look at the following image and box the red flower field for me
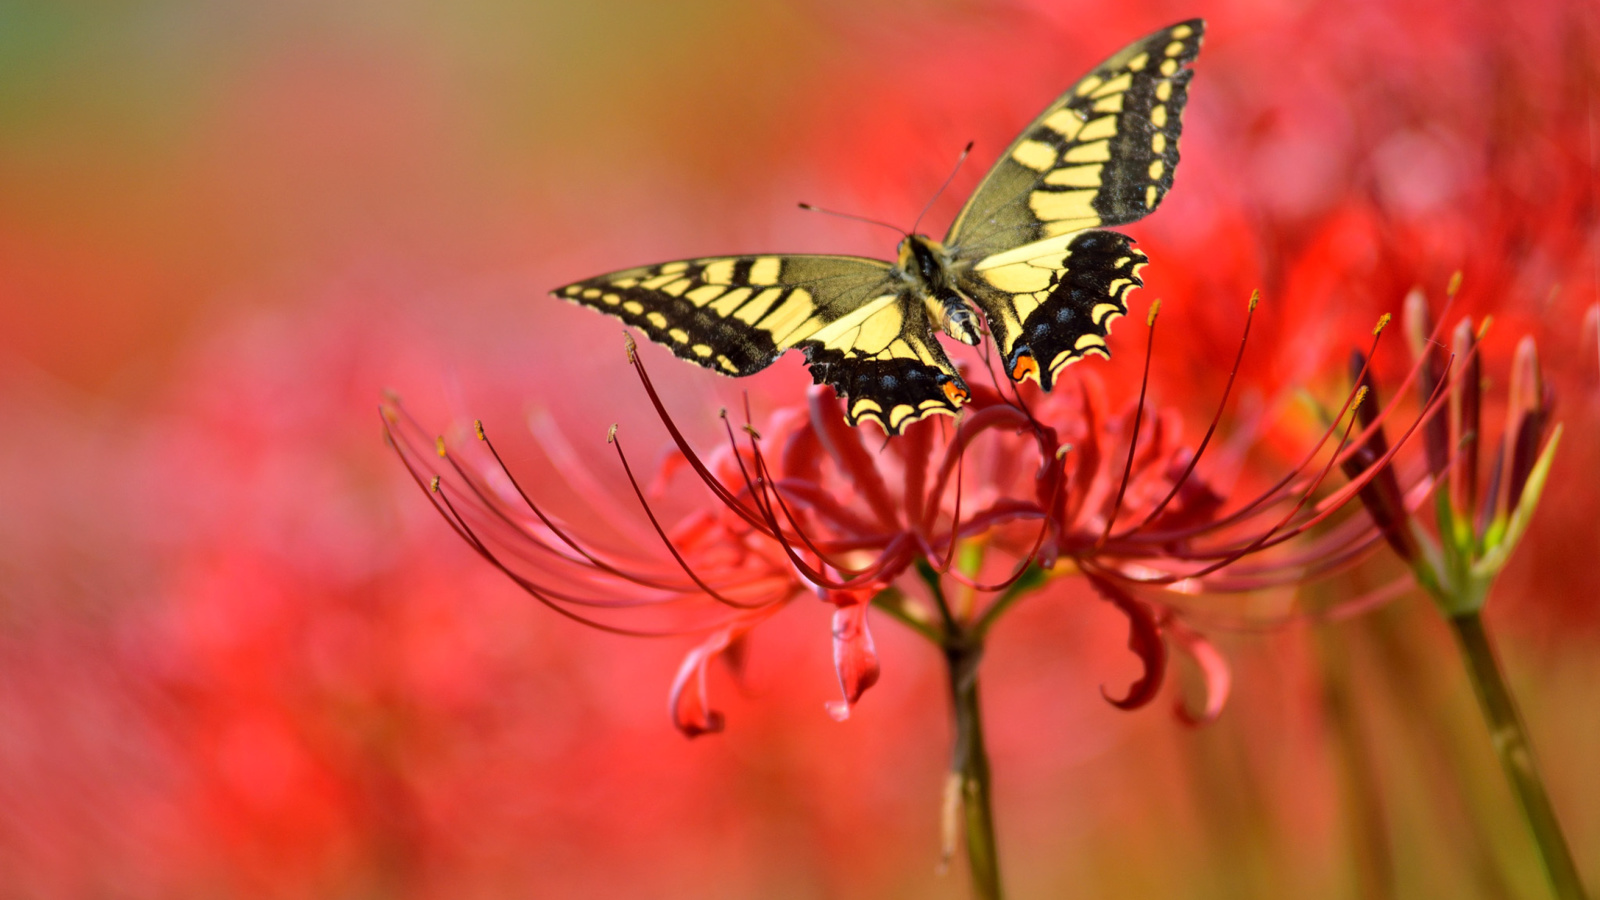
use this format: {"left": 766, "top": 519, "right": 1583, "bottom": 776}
{"left": 1, "top": 1, "right": 1595, "bottom": 897}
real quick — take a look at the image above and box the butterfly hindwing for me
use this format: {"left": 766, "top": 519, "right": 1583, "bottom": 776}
{"left": 796, "top": 292, "right": 969, "bottom": 434}
{"left": 553, "top": 255, "right": 969, "bottom": 434}
{"left": 961, "top": 230, "right": 1146, "bottom": 390}
{"left": 946, "top": 20, "right": 1204, "bottom": 260}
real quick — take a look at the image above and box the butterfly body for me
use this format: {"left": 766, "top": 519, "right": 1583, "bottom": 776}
{"left": 555, "top": 20, "right": 1204, "bottom": 435}
{"left": 896, "top": 234, "right": 983, "bottom": 347}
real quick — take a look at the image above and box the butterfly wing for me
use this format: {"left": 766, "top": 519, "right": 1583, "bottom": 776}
{"left": 960, "top": 229, "right": 1146, "bottom": 390}
{"left": 553, "top": 255, "right": 968, "bottom": 434}
{"left": 797, "top": 290, "right": 970, "bottom": 434}
{"left": 946, "top": 19, "right": 1203, "bottom": 256}
{"left": 943, "top": 19, "right": 1202, "bottom": 389}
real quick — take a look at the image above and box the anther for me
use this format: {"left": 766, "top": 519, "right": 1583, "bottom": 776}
{"left": 435, "top": 436, "right": 447, "bottom": 458}
{"left": 429, "top": 476, "right": 441, "bottom": 493}
{"left": 1248, "top": 288, "right": 1259, "bottom": 311}
{"left": 1372, "top": 313, "right": 1391, "bottom": 336}
{"left": 1147, "top": 298, "right": 1162, "bottom": 326}
{"left": 1447, "top": 270, "right": 1463, "bottom": 297}
{"left": 474, "top": 420, "right": 485, "bottom": 440}
{"left": 607, "top": 423, "right": 618, "bottom": 444}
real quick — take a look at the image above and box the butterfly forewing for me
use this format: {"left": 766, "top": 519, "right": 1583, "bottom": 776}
{"left": 554, "top": 254, "right": 969, "bottom": 434}
{"left": 946, "top": 19, "right": 1204, "bottom": 260}
{"left": 555, "top": 254, "right": 893, "bottom": 375}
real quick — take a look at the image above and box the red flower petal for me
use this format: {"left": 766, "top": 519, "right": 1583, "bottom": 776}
{"left": 667, "top": 628, "right": 733, "bottom": 738}
{"left": 1087, "top": 574, "right": 1167, "bottom": 711}
{"left": 1167, "top": 618, "right": 1232, "bottom": 727}
{"left": 824, "top": 594, "right": 881, "bottom": 722}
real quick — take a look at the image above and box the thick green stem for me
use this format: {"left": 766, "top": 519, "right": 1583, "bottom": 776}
{"left": 946, "top": 639, "right": 1003, "bottom": 900}
{"left": 1448, "top": 611, "right": 1588, "bottom": 900}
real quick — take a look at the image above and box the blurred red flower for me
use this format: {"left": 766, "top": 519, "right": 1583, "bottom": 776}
{"left": 2, "top": 0, "right": 1596, "bottom": 896}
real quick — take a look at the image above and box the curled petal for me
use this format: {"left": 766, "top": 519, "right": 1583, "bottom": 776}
{"left": 1087, "top": 574, "right": 1166, "bottom": 710}
{"left": 825, "top": 595, "right": 881, "bottom": 721}
{"left": 668, "top": 628, "right": 734, "bottom": 738}
{"left": 1167, "top": 619, "right": 1231, "bottom": 726}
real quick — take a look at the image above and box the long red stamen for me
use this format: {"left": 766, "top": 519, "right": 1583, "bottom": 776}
{"left": 1114, "top": 292, "right": 1256, "bottom": 538}
{"left": 385, "top": 406, "right": 791, "bottom": 608}
{"left": 1122, "top": 320, "right": 1390, "bottom": 544}
{"left": 611, "top": 430, "right": 786, "bottom": 610}
{"left": 939, "top": 452, "right": 1064, "bottom": 592}
{"left": 923, "top": 405, "right": 1033, "bottom": 532}
{"left": 747, "top": 437, "right": 916, "bottom": 588}
{"left": 1097, "top": 300, "right": 1160, "bottom": 547}
{"left": 441, "top": 419, "right": 716, "bottom": 593}
{"left": 934, "top": 431, "right": 967, "bottom": 571}
{"left": 809, "top": 390, "right": 902, "bottom": 530}
{"left": 405, "top": 441, "right": 726, "bottom": 636}
{"left": 1114, "top": 355, "right": 1454, "bottom": 579}
{"left": 1104, "top": 385, "right": 1371, "bottom": 582}
{"left": 717, "top": 412, "right": 868, "bottom": 576}
{"left": 626, "top": 334, "right": 776, "bottom": 536}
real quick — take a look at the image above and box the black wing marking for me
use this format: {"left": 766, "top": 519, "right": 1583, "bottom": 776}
{"left": 795, "top": 291, "right": 970, "bottom": 435}
{"left": 553, "top": 254, "right": 895, "bottom": 377}
{"left": 961, "top": 230, "right": 1146, "bottom": 390}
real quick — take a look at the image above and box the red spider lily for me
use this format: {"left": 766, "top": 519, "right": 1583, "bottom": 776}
{"left": 384, "top": 290, "right": 1452, "bottom": 737}
{"left": 1335, "top": 285, "right": 1564, "bottom": 616}
{"left": 1337, "top": 287, "right": 1589, "bottom": 900}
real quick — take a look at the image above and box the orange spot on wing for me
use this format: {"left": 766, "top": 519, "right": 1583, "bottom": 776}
{"left": 942, "top": 381, "right": 969, "bottom": 405}
{"left": 1011, "top": 352, "right": 1039, "bottom": 382}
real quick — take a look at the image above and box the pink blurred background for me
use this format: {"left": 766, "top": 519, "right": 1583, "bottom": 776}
{"left": 1, "top": 0, "right": 1596, "bottom": 897}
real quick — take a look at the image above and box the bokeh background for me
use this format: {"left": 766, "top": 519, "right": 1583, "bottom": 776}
{"left": 1, "top": 0, "right": 1596, "bottom": 897}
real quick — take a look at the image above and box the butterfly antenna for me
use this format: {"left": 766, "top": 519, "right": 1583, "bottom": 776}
{"left": 797, "top": 203, "right": 906, "bottom": 237}
{"left": 911, "top": 141, "right": 975, "bottom": 235}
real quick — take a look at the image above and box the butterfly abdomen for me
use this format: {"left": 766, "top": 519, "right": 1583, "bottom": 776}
{"left": 898, "top": 234, "right": 983, "bottom": 346}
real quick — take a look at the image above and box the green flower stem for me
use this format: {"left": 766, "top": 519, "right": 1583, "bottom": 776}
{"left": 946, "top": 637, "right": 1003, "bottom": 900}
{"left": 1448, "top": 611, "right": 1588, "bottom": 900}
{"left": 972, "top": 563, "right": 1048, "bottom": 641}
{"left": 870, "top": 587, "right": 943, "bottom": 645}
